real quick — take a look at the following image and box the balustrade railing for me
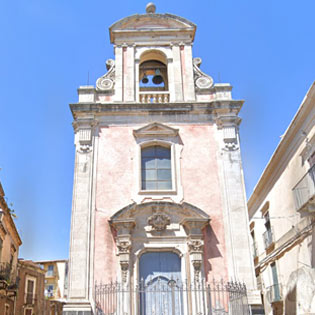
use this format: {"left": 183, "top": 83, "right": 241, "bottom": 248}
{"left": 139, "top": 91, "right": 169, "bottom": 103}
{"left": 0, "top": 262, "right": 11, "bottom": 282}
{"left": 292, "top": 164, "right": 315, "bottom": 211}
{"left": 263, "top": 228, "right": 274, "bottom": 249}
{"left": 94, "top": 278, "right": 249, "bottom": 315}
{"left": 266, "top": 283, "right": 282, "bottom": 303}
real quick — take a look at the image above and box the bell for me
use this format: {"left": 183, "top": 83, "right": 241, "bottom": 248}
{"left": 141, "top": 73, "right": 149, "bottom": 84}
{"left": 152, "top": 69, "right": 163, "bottom": 85}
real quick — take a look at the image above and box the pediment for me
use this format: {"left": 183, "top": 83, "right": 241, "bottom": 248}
{"left": 110, "top": 202, "right": 210, "bottom": 232}
{"left": 110, "top": 14, "right": 196, "bottom": 43}
{"left": 110, "top": 14, "right": 195, "bottom": 32}
{"left": 133, "top": 122, "right": 178, "bottom": 138}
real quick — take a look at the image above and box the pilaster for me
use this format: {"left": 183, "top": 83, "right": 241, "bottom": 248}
{"left": 171, "top": 44, "right": 184, "bottom": 101}
{"left": 114, "top": 46, "right": 123, "bottom": 102}
{"left": 216, "top": 114, "right": 261, "bottom": 305}
{"left": 64, "top": 117, "right": 98, "bottom": 314}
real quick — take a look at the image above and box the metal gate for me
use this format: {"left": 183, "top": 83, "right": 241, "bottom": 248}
{"left": 94, "top": 278, "right": 250, "bottom": 315}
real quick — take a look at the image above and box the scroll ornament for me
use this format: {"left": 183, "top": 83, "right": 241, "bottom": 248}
{"left": 193, "top": 57, "right": 214, "bottom": 90}
{"left": 96, "top": 59, "right": 115, "bottom": 91}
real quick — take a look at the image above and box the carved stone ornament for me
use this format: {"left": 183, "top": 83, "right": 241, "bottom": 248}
{"left": 193, "top": 57, "right": 214, "bottom": 90}
{"left": 117, "top": 240, "right": 131, "bottom": 254}
{"left": 223, "top": 141, "right": 239, "bottom": 151}
{"left": 78, "top": 144, "right": 92, "bottom": 153}
{"left": 96, "top": 59, "right": 115, "bottom": 91}
{"left": 148, "top": 213, "right": 171, "bottom": 231}
{"left": 187, "top": 239, "right": 204, "bottom": 253}
{"left": 120, "top": 261, "right": 129, "bottom": 283}
{"left": 192, "top": 260, "right": 202, "bottom": 282}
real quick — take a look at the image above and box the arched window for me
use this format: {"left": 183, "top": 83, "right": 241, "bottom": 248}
{"left": 141, "top": 145, "right": 172, "bottom": 190}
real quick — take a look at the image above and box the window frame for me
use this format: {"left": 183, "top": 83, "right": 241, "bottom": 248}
{"left": 138, "top": 140, "right": 176, "bottom": 194}
{"left": 24, "top": 275, "right": 36, "bottom": 305}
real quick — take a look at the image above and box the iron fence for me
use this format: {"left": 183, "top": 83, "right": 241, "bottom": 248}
{"left": 94, "top": 278, "right": 249, "bottom": 315}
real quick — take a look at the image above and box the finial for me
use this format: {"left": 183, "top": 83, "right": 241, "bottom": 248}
{"left": 146, "top": 2, "right": 156, "bottom": 14}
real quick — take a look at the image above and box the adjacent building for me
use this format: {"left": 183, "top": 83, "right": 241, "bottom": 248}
{"left": 248, "top": 82, "right": 315, "bottom": 314}
{"left": 15, "top": 259, "right": 46, "bottom": 315}
{"left": 64, "top": 3, "right": 261, "bottom": 315}
{"left": 36, "top": 260, "right": 68, "bottom": 302}
{"left": 0, "top": 181, "right": 22, "bottom": 315}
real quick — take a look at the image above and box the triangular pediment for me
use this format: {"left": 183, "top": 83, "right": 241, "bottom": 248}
{"left": 133, "top": 122, "right": 179, "bottom": 138}
{"left": 110, "top": 14, "right": 196, "bottom": 43}
{"left": 110, "top": 14, "right": 195, "bottom": 32}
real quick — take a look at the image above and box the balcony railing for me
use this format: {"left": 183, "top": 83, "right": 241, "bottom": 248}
{"left": 263, "top": 228, "right": 274, "bottom": 249}
{"left": 266, "top": 283, "right": 282, "bottom": 303}
{"left": 252, "top": 241, "right": 258, "bottom": 258}
{"left": 0, "top": 262, "right": 11, "bottom": 282}
{"left": 45, "top": 270, "right": 54, "bottom": 277}
{"left": 95, "top": 279, "right": 250, "bottom": 315}
{"left": 139, "top": 91, "right": 169, "bottom": 103}
{"left": 292, "top": 164, "right": 315, "bottom": 213}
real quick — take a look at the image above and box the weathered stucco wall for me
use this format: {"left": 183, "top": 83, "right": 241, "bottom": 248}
{"left": 93, "top": 124, "right": 228, "bottom": 283}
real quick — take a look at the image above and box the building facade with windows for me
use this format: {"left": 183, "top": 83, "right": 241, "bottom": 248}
{"left": 248, "top": 82, "right": 315, "bottom": 315}
{"left": 15, "top": 259, "right": 46, "bottom": 315}
{"left": 0, "top": 181, "right": 22, "bottom": 315}
{"left": 64, "top": 3, "right": 261, "bottom": 315}
{"left": 36, "top": 259, "right": 68, "bottom": 302}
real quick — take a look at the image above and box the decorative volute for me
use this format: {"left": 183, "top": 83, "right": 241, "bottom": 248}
{"left": 74, "top": 3, "right": 239, "bottom": 127}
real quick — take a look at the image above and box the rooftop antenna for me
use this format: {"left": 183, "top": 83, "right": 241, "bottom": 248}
{"left": 218, "top": 72, "right": 221, "bottom": 83}
{"left": 87, "top": 71, "right": 90, "bottom": 85}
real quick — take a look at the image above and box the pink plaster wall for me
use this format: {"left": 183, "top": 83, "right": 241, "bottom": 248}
{"left": 93, "top": 124, "right": 228, "bottom": 283}
{"left": 179, "top": 124, "right": 228, "bottom": 279}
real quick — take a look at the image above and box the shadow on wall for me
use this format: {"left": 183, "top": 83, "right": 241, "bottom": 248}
{"left": 285, "top": 285, "right": 296, "bottom": 315}
{"left": 203, "top": 225, "right": 223, "bottom": 278}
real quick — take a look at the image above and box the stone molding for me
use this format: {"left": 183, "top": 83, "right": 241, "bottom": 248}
{"left": 133, "top": 122, "right": 179, "bottom": 138}
{"left": 216, "top": 115, "right": 241, "bottom": 151}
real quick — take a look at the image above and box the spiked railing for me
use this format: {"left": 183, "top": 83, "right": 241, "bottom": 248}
{"left": 94, "top": 278, "right": 249, "bottom": 315}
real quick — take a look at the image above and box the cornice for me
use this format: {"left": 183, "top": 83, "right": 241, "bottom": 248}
{"left": 69, "top": 100, "right": 243, "bottom": 119}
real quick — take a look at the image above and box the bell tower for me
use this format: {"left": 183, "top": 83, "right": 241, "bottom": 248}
{"left": 64, "top": 3, "right": 261, "bottom": 315}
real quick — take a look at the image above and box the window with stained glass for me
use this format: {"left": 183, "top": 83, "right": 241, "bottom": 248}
{"left": 141, "top": 145, "right": 172, "bottom": 190}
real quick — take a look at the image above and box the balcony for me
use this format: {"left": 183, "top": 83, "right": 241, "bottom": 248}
{"left": 292, "top": 165, "right": 315, "bottom": 215}
{"left": 266, "top": 283, "right": 282, "bottom": 303}
{"left": 263, "top": 228, "right": 275, "bottom": 250}
{"left": 139, "top": 91, "right": 169, "bottom": 103}
{"left": 94, "top": 279, "right": 250, "bottom": 315}
{"left": 252, "top": 241, "right": 258, "bottom": 258}
{"left": 45, "top": 270, "right": 54, "bottom": 277}
{"left": 0, "top": 262, "right": 11, "bottom": 283}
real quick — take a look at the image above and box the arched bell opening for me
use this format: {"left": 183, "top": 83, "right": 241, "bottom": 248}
{"left": 139, "top": 60, "right": 168, "bottom": 91}
{"left": 138, "top": 50, "right": 169, "bottom": 103}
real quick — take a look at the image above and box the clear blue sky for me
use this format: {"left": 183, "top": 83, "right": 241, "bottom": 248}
{"left": 0, "top": 0, "right": 314, "bottom": 261}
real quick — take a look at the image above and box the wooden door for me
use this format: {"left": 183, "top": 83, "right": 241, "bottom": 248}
{"left": 139, "top": 252, "right": 182, "bottom": 315}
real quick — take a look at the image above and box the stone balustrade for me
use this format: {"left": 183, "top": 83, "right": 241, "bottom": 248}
{"left": 139, "top": 91, "right": 169, "bottom": 103}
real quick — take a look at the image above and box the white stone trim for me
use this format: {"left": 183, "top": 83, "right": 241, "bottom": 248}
{"left": 133, "top": 138, "right": 184, "bottom": 203}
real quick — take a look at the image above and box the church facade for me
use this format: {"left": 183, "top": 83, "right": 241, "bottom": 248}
{"left": 64, "top": 4, "right": 260, "bottom": 315}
